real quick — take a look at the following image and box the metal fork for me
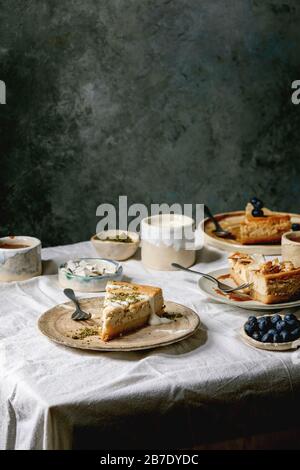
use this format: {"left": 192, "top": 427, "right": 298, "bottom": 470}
{"left": 63, "top": 288, "right": 91, "bottom": 321}
{"left": 171, "top": 263, "right": 251, "bottom": 293}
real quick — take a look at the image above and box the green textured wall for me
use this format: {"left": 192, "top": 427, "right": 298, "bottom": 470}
{"left": 1, "top": 0, "right": 300, "bottom": 246}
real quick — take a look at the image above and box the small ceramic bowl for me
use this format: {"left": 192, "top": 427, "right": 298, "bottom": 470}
{"left": 91, "top": 230, "right": 140, "bottom": 261}
{"left": 0, "top": 236, "right": 42, "bottom": 282}
{"left": 58, "top": 258, "right": 123, "bottom": 292}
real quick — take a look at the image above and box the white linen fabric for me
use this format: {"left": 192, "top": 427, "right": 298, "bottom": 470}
{"left": 1, "top": 242, "right": 300, "bottom": 450}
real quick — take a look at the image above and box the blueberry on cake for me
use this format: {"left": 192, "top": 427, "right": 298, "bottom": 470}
{"left": 239, "top": 199, "right": 291, "bottom": 245}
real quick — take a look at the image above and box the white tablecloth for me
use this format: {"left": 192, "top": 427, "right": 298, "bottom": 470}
{"left": 1, "top": 242, "right": 300, "bottom": 450}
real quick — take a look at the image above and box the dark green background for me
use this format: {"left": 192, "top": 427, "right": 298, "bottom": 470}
{"left": 1, "top": 0, "right": 299, "bottom": 246}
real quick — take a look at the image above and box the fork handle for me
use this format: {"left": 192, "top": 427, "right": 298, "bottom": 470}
{"left": 171, "top": 263, "right": 218, "bottom": 285}
{"left": 63, "top": 288, "right": 80, "bottom": 310}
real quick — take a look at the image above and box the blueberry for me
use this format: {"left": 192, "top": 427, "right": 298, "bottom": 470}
{"left": 252, "top": 208, "right": 264, "bottom": 217}
{"left": 252, "top": 331, "right": 262, "bottom": 342}
{"left": 276, "top": 320, "right": 287, "bottom": 332}
{"left": 285, "top": 319, "right": 298, "bottom": 330}
{"left": 284, "top": 313, "right": 297, "bottom": 323}
{"left": 244, "top": 322, "right": 255, "bottom": 336}
{"left": 273, "top": 333, "right": 280, "bottom": 343}
{"left": 258, "top": 317, "right": 269, "bottom": 332}
{"left": 248, "top": 315, "right": 257, "bottom": 325}
{"left": 292, "top": 223, "right": 300, "bottom": 231}
{"left": 279, "top": 330, "right": 291, "bottom": 343}
{"left": 250, "top": 198, "right": 264, "bottom": 209}
{"left": 267, "top": 328, "right": 277, "bottom": 337}
{"left": 262, "top": 332, "right": 272, "bottom": 343}
{"left": 255, "top": 200, "right": 264, "bottom": 210}
{"left": 284, "top": 313, "right": 298, "bottom": 323}
{"left": 271, "top": 314, "right": 282, "bottom": 325}
{"left": 290, "top": 327, "right": 300, "bottom": 340}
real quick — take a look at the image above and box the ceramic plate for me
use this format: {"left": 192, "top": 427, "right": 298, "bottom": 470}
{"left": 199, "top": 211, "right": 300, "bottom": 255}
{"left": 240, "top": 314, "right": 300, "bottom": 351}
{"left": 38, "top": 298, "right": 200, "bottom": 352}
{"left": 198, "top": 267, "right": 300, "bottom": 311}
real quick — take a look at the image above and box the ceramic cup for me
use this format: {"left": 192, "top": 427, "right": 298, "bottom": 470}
{"left": 282, "top": 231, "right": 300, "bottom": 268}
{"left": 141, "top": 214, "right": 199, "bottom": 271}
{"left": 0, "top": 236, "right": 42, "bottom": 282}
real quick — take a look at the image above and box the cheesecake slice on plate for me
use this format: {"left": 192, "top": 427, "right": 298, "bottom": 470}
{"left": 239, "top": 203, "right": 291, "bottom": 245}
{"left": 99, "top": 281, "right": 166, "bottom": 341}
{"left": 229, "top": 252, "right": 300, "bottom": 304}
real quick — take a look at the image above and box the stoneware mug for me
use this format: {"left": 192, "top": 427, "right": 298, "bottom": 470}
{"left": 0, "top": 236, "right": 42, "bottom": 282}
{"left": 141, "top": 213, "right": 200, "bottom": 271}
{"left": 281, "top": 231, "right": 300, "bottom": 268}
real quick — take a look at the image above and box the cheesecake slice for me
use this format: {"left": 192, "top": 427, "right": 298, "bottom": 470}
{"left": 99, "top": 281, "right": 166, "bottom": 341}
{"left": 229, "top": 252, "right": 300, "bottom": 304}
{"left": 239, "top": 203, "right": 291, "bottom": 245}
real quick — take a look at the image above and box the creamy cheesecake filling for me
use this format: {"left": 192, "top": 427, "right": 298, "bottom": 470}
{"left": 240, "top": 204, "right": 291, "bottom": 244}
{"left": 104, "top": 282, "right": 171, "bottom": 327}
{"left": 229, "top": 252, "right": 300, "bottom": 303}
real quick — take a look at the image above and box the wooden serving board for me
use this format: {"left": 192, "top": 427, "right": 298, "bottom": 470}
{"left": 199, "top": 211, "right": 300, "bottom": 255}
{"left": 38, "top": 297, "right": 200, "bottom": 352}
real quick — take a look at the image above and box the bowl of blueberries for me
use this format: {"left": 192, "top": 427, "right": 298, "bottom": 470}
{"left": 242, "top": 313, "right": 300, "bottom": 350}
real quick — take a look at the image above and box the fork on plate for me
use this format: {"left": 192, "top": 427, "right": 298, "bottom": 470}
{"left": 171, "top": 263, "right": 251, "bottom": 293}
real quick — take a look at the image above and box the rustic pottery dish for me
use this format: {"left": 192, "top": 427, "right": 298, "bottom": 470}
{"left": 199, "top": 211, "right": 300, "bottom": 255}
{"left": 240, "top": 313, "right": 300, "bottom": 351}
{"left": 198, "top": 267, "right": 300, "bottom": 311}
{"left": 91, "top": 230, "right": 139, "bottom": 261}
{"left": 58, "top": 258, "right": 122, "bottom": 292}
{"left": 38, "top": 298, "right": 200, "bottom": 352}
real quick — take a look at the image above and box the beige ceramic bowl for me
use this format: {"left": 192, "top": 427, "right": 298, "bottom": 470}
{"left": 91, "top": 230, "right": 140, "bottom": 261}
{"left": 282, "top": 231, "right": 300, "bottom": 268}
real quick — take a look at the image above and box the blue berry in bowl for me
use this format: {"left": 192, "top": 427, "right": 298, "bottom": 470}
{"left": 244, "top": 322, "right": 255, "bottom": 336}
{"left": 262, "top": 332, "right": 272, "bottom": 343}
{"left": 292, "top": 223, "right": 300, "bottom": 231}
{"left": 271, "top": 314, "right": 282, "bottom": 325}
{"left": 285, "top": 319, "right": 298, "bottom": 330}
{"left": 284, "top": 313, "right": 298, "bottom": 323}
{"left": 252, "top": 208, "right": 264, "bottom": 217}
{"left": 276, "top": 320, "right": 287, "bottom": 332}
{"left": 273, "top": 333, "right": 280, "bottom": 343}
{"left": 258, "top": 317, "right": 269, "bottom": 332}
{"left": 290, "top": 327, "right": 300, "bottom": 340}
{"left": 248, "top": 315, "right": 257, "bottom": 325}
{"left": 252, "top": 331, "right": 262, "bottom": 342}
{"left": 267, "top": 328, "right": 277, "bottom": 337}
{"left": 279, "top": 330, "right": 291, "bottom": 343}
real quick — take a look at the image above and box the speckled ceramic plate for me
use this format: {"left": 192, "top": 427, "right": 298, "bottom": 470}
{"left": 199, "top": 211, "right": 300, "bottom": 255}
{"left": 38, "top": 298, "right": 200, "bottom": 352}
{"left": 240, "top": 314, "right": 300, "bottom": 351}
{"left": 198, "top": 267, "right": 300, "bottom": 311}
